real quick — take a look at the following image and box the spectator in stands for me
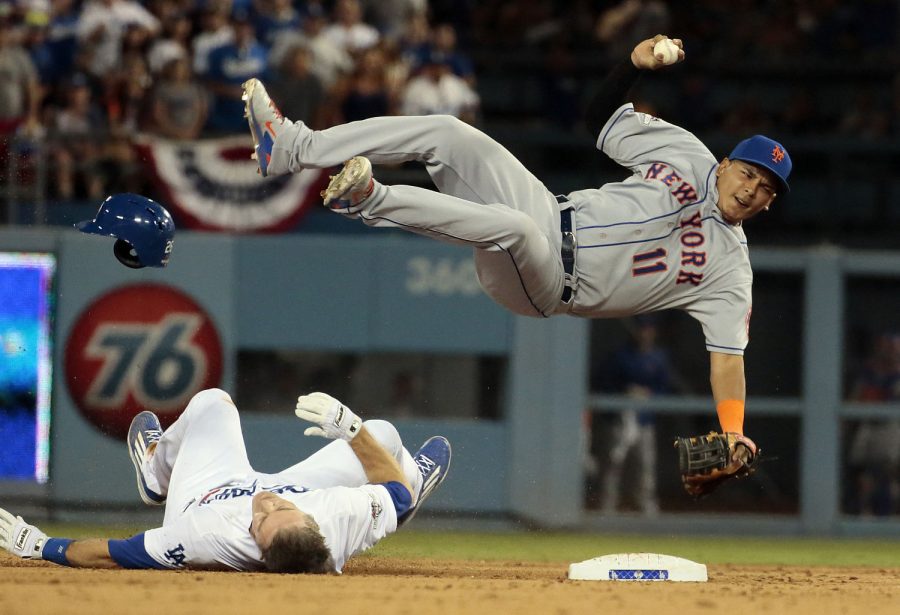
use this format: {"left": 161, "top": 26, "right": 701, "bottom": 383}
{"left": 428, "top": 23, "right": 475, "bottom": 86}
{"left": 192, "top": 1, "right": 234, "bottom": 78}
{"left": 268, "top": 45, "right": 326, "bottom": 128}
{"left": 254, "top": 0, "right": 302, "bottom": 50}
{"left": 324, "top": 0, "right": 380, "bottom": 56}
{"left": 0, "top": 14, "right": 42, "bottom": 142}
{"left": 98, "top": 53, "right": 144, "bottom": 195}
{"left": 329, "top": 46, "right": 397, "bottom": 124}
{"left": 102, "top": 23, "right": 152, "bottom": 135}
{"left": 205, "top": 12, "right": 268, "bottom": 134}
{"left": 400, "top": 50, "right": 479, "bottom": 123}
{"left": 106, "top": 45, "right": 150, "bottom": 135}
{"left": 22, "top": 16, "right": 54, "bottom": 90}
{"left": 146, "top": 57, "right": 208, "bottom": 140}
{"left": 269, "top": 3, "right": 353, "bottom": 90}
{"left": 76, "top": 0, "right": 159, "bottom": 79}
{"left": 847, "top": 331, "right": 900, "bottom": 516}
{"left": 146, "top": 9, "right": 192, "bottom": 76}
{"left": 361, "top": 0, "right": 426, "bottom": 43}
{"left": 45, "top": 0, "right": 80, "bottom": 83}
{"left": 396, "top": 12, "right": 430, "bottom": 73}
{"left": 48, "top": 74, "right": 107, "bottom": 200}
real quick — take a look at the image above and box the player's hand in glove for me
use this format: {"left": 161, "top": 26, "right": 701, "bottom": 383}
{"left": 0, "top": 507, "right": 47, "bottom": 559}
{"left": 674, "top": 432, "right": 759, "bottom": 498}
{"left": 295, "top": 392, "right": 363, "bottom": 441}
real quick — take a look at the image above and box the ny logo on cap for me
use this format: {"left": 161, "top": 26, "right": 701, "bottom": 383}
{"left": 771, "top": 146, "right": 785, "bottom": 164}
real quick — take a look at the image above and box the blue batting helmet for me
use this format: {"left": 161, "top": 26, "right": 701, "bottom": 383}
{"left": 75, "top": 194, "right": 175, "bottom": 268}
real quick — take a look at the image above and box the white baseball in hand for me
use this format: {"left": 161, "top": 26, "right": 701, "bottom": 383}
{"left": 653, "top": 38, "right": 680, "bottom": 65}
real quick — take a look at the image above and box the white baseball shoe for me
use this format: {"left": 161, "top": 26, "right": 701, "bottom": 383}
{"left": 127, "top": 411, "right": 165, "bottom": 506}
{"left": 242, "top": 78, "right": 293, "bottom": 177}
{"left": 398, "top": 436, "right": 452, "bottom": 527}
{"left": 321, "top": 156, "right": 375, "bottom": 213}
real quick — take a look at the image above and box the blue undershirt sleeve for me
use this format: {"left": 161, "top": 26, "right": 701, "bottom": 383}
{"left": 108, "top": 533, "right": 168, "bottom": 569}
{"left": 378, "top": 481, "right": 413, "bottom": 518}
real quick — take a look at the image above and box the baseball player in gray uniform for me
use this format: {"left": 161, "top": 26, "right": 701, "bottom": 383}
{"left": 242, "top": 35, "right": 791, "bottom": 486}
{"left": 0, "top": 389, "right": 451, "bottom": 572}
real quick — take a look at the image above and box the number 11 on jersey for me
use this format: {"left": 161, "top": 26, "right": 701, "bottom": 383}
{"left": 632, "top": 248, "right": 667, "bottom": 276}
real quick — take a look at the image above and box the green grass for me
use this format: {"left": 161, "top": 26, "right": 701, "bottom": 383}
{"left": 42, "top": 525, "right": 900, "bottom": 568}
{"left": 42, "top": 524, "right": 146, "bottom": 540}
{"left": 369, "top": 531, "right": 900, "bottom": 568}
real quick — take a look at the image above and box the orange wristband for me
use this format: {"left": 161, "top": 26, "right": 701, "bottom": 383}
{"left": 716, "top": 399, "right": 745, "bottom": 435}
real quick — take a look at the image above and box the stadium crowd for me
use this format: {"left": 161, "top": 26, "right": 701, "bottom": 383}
{"left": 0, "top": 0, "right": 481, "bottom": 200}
{"left": 0, "top": 0, "right": 897, "bottom": 201}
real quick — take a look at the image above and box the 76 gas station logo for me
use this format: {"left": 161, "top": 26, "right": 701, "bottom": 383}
{"left": 65, "top": 284, "right": 222, "bottom": 438}
{"left": 83, "top": 313, "right": 207, "bottom": 408}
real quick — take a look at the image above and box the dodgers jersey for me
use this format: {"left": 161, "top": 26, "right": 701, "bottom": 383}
{"left": 131, "top": 478, "right": 396, "bottom": 572}
{"left": 565, "top": 103, "right": 752, "bottom": 355}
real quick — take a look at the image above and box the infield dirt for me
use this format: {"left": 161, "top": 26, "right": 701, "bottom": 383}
{"left": 1, "top": 552, "right": 898, "bottom": 615}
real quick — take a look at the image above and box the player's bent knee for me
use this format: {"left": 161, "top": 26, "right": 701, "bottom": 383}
{"left": 502, "top": 209, "right": 543, "bottom": 246}
{"left": 428, "top": 115, "right": 480, "bottom": 147}
{"left": 183, "top": 388, "right": 237, "bottom": 419}
{"left": 363, "top": 419, "right": 402, "bottom": 456}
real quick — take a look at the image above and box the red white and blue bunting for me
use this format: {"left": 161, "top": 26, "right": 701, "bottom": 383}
{"left": 134, "top": 136, "right": 328, "bottom": 233}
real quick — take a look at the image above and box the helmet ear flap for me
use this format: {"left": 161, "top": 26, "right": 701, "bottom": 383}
{"left": 114, "top": 238, "right": 145, "bottom": 269}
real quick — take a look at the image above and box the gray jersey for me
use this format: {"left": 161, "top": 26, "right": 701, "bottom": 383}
{"left": 266, "top": 106, "right": 751, "bottom": 354}
{"left": 565, "top": 103, "right": 752, "bottom": 354}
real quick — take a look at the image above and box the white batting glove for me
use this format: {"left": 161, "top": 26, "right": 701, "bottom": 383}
{"left": 0, "top": 507, "right": 47, "bottom": 559}
{"left": 295, "top": 392, "right": 362, "bottom": 441}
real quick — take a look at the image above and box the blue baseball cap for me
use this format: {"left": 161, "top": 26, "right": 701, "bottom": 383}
{"left": 728, "top": 135, "right": 791, "bottom": 194}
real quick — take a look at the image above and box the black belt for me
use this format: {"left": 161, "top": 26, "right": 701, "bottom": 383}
{"left": 557, "top": 195, "right": 575, "bottom": 303}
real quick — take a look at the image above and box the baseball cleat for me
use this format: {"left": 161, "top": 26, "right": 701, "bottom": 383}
{"left": 127, "top": 411, "right": 166, "bottom": 506}
{"left": 398, "top": 436, "right": 451, "bottom": 527}
{"left": 321, "top": 156, "right": 374, "bottom": 213}
{"left": 242, "top": 78, "right": 293, "bottom": 178}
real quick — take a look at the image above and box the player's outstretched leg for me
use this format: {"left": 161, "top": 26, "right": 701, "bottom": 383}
{"left": 127, "top": 411, "right": 166, "bottom": 506}
{"left": 398, "top": 436, "right": 452, "bottom": 528}
{"left": 242, "top": 79, "right": 293, "bottom": 178}
{"left": 243, "top": 79, "right": 565, "bottom": 317}
{"left": 241, "top": 78, "right": 553, "bottom": 221}
{"left": 321, "top": 156, "right": 374, "bottom": 214}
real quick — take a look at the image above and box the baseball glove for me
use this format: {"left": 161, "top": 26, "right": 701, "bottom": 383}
{"left": 674, "top": 432, "right": 759, "bottom": 498}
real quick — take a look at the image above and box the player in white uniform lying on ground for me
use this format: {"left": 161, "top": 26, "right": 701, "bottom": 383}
{"left": 241, "top": 34, "right": 790, "bottom": 494}
{"left": 0, "top": 388, "right": 451, "bottom": 573}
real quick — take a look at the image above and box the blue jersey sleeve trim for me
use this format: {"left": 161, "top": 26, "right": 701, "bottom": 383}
{"left": 108, "top": 533, "right": 168, "bottom": 569}
{"left": 598, "top": 104, "right": 633, "bottom": 153}
{"left": 706, "top": 343, "right": 746, "bottom": 354}
{"left": 379, "top": 481, "right": 413, "bottom": 518}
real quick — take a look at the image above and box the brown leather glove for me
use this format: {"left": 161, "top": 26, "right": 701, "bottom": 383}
{"left": 674, "top": 432, "right": 759, "bottom": 498}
